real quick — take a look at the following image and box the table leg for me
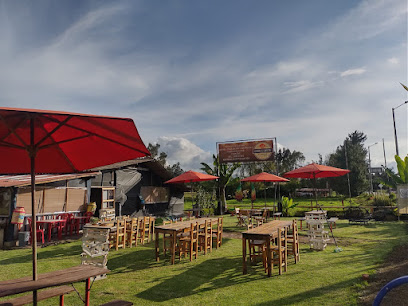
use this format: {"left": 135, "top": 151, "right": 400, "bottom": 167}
{"left": 266, "top": 236, "right": 271, "bottom": 277}
{"left": 171, "top": 232, "right": 177, "bottom": 265}
{"left": 47, "top": 224, "right": 52, "bottom": 242}
{"left": 242, "top": 237, "right": 247, "bottom": 274}
{"left": 155, "top": 231, "right": 159, "bottom": 262}
{"left": 85, "top": 277, "right": 90, "bottom": 306}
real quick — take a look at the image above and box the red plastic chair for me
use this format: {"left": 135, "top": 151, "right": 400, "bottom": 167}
{"left": 27, "top": 218, "right": 45, "bottom": 245}
{"left": 83, "top": 212, "right": 94, "bottom": 225}
{"left": 69, "top": 213, "right": 80, "bottom": 236}
{"left": 56, "top": 214, "right": 69, "bottom": 240}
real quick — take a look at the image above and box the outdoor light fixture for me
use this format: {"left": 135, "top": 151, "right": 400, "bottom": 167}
{"left": 392, "top": 101, "right": 408, "bottom": 156}
{"left": 368, "top": 142, "right": 378, "bottom": 194}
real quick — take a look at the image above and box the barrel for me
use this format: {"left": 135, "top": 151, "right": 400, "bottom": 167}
{"left": 11, "top": 207, "right": 26, "bottom": 228}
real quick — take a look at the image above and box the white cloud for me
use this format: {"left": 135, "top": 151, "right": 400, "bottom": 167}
{"left": 387, "top": 57, "right": 399, "bottom": 64}
{"left": 156, "top": 136, "right": 212, "bottom": 172}
{"left": 340, "top": 68, "right": 366, "bottom": 77}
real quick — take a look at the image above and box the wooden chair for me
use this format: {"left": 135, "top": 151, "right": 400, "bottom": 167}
{"left": 254, "top": 209, "right": 268, "bottom": 224}
{"left": 237, "top": 211, "right": 248, "bottom": 227}
{"left": 287, "top": 219, "right": 300, "bottom": 263}
{"left": 266, "top": 227, "right": 287, "bottom": 275}
{"left": 126, "top": 218, "right": 139, "bottom": 248}
{"left": 177, "top": 222, "right": 198, "bottom": 261}
{"left": 141, "top": 217, "right": 150, "bottom": 244}
{"left": 212, "top": 217, "right": 223, "bottom": 249}
{"left": 27, "top": 217, "right": 44, "bottom": 245}
{"left": 110, "top": 220, "right": 126, "bottom": 250}
{"left": 198, "top": 220, "right": 212, "bottom": 254}
{"left": 162, "top": 220, "right": 173, "bottom": 257}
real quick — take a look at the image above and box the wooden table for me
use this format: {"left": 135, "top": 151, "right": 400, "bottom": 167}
{"left": 155, "top": 218, "right": 218, "bottom": 264}
{"left": 242, "top": 220, "right": 292, "bottom": 277}
{"left": 37, "top": 219, "right": 67, "bottom": 242}
{"left": 0, "top": 265, "right": 109, "bottom": 306}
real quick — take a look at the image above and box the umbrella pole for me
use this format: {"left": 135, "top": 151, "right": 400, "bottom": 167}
{"left": 264, "top": 182, "right": 266, "bottom": 208}
{"left": 30, "top": 118, "right": 38, "bottom": 305}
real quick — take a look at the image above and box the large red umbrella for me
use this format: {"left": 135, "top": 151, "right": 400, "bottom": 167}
{"left": 165, "top": 171, "right": 219, "bottom": 216}
{"left": 283, "top": 163, "right": 350, "bottom": 179}
{"left": 283, "top": 163, "right": 350, "bottom": 207}
{"left": 165, "top": 170, "right": 219, "bottom": 184}
{"left": 0, "top": 107, "right": 150, "bottom": 301}
{"left": 283, "top": 163, "right": 350, "bottom": 252}
{"left": 241, "top": 172, "right": 289, "bottom": 208}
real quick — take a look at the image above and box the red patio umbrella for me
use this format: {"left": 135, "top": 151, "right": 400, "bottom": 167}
{"left": 284, "top": 163, "right": 350, "bottom": 203}
{"left": 241, "top": 172, "right": 289, "bottom": 208}
{"left": 165, "top": 171, "right": 219, "bottom": 216}
{"left": 283, "top": 163, "right": 350, "bottom": 252}
{"left": 0, "top": 107, "right": 150, "bottom": 301}
{"left": 283, "top": 163, "right": 350, "bottom": 179}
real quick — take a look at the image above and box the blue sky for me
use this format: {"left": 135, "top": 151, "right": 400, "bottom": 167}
{"left": 0, "top": 0, "right": 407, "bottom": 171}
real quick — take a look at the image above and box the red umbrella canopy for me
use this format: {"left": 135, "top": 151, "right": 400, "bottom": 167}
{"left": 165, "top": 170, "right": 219, "bottom": 184}
{"left": 283, "top": 163, "right": 350, "bottom": 179}
{"left": 241, "top": 172, "right": 289, "bottom": 182}
{"left": 0, "top": 107, "right": 151, "bottom": 174}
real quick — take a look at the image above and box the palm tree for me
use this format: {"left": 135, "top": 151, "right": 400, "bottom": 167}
{"left": 383, "top": 155, "right": 408, "bottom": 188}
{"left": 201, "top": 154, "right": 240, "bottom": 213}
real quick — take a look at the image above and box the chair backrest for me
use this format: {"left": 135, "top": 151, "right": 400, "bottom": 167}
{"left": 217, "top": 217, "right": 223, "bottom": 232}
{"left": 262, "top": 209, "right": 268, "bottom": 218}
{"left": 190, "top": 222, "right": 198, "bottom": 241}
{"left": 116, "top": 220, "right": 126, "bottom": 234}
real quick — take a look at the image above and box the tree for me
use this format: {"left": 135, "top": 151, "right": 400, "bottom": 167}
{"left": 147, "top": 143, "right": 183, "bottom": 177}
{"left": 327, "top": 131, "right": 369, "bottom": 196}
{"left": 200, "top": 154, "right": 240, "bottom": 213}
{"left": 276, "top": 148, "right": 305, "bottom": 174}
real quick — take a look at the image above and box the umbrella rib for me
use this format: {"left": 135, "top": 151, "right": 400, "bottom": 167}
{"left": 42, "top": 115, "right": 149, "bottom": 155}
{"left": 34, "top": 115, "right": 72, "bottom": 148}
{"left": 37, "top": 124, "right": 78, "bottom": 172}
{"left": 33, "top": 114, "right": 148, "bottom": 155}
{"left": 0, "top": 114, "right": 30, "bottom": 150}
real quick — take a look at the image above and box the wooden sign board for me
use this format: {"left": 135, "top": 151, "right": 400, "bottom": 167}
{"left": 218, "top": 139, "right": 274, "bottom": 163}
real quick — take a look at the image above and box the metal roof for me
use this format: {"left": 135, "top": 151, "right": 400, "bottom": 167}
{"left": 0, "top": 172, "right": 99, "bottom": 187}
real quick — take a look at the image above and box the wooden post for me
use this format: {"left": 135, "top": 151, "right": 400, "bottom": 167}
{"left": 267, "top": 236, "right": 272, "bottom": 277}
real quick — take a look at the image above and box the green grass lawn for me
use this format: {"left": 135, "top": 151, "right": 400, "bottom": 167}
{"left": 1, "top": 219, "right": 406, "bottom": 305}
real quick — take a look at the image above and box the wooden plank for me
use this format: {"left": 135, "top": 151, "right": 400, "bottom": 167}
{"left": 0, "top": 265, "right": 109, "bottom": 297}
{"left": 0, "top": 285, "right": 74, "bottom": 306}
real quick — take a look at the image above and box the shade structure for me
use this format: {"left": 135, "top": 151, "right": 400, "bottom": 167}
{"left": 0, "top": 107, "right": 150, "bottom": 303}
{"left": 165, "top": 171, "right": 219, "bottom": 217}
{"left": 283, "top": 164, "right": 349, "bottom": 252}
{"left": 241, "top": 172, "right": 289, "bottom": 208}
{"left": 283, "top": 163, "right": 350, "bottom": 179}
{"left": 165, "top": 170, "right": 219, "bottom": 184}
{"left": 241, "top": 172, "right": 290, "bottom": 183}
{"left": 0, "top": 107, "right": 150, "bottom": 174}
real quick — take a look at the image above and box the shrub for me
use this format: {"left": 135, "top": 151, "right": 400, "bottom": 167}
{"left": 372, "top": 194, "right": 394, "bottom": 207}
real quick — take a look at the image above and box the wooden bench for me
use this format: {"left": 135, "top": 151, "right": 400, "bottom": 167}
{"left": 0, "top": 285, "right": 74, "bottom": 306}
{"left": 100, "top": 300, "right": 133, "bottom": 306}
{"left": 327, "top": 217, "right": 339, "bottom": 230}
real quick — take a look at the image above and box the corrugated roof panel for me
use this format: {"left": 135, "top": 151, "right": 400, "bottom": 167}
{"left": 0, "top": 172, "right": 99, "bottom": 187}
